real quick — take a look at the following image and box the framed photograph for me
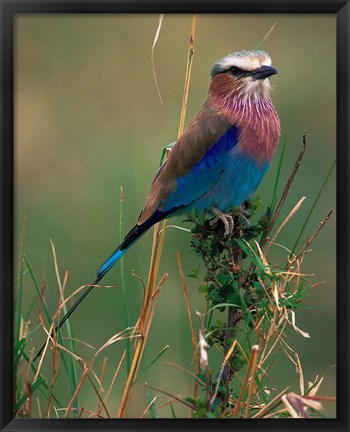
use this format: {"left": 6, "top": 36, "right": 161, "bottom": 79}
{"left": 1, "top": 1, "right": 349, "bottom": 431}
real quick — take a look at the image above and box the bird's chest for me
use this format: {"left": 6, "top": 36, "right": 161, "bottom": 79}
{"left": 236, "top": 122, "right": 279, "bottom": 166}
{"left": 191, "top": 146, "right": 269, "bottom": 213}
{"left": 214, "top": 93, "right": 280, "bottom": 166}
{"left": 216, "top": 147, "right": 269, "bottom": 210}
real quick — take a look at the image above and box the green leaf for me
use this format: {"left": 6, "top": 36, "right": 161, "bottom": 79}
{"left": 169, "top": 402, "right": 177, "bottom": 418}
{"left": 135, "top": 345, "right": 169, "bottom": 383}
{"left": 227, "top": 294, "right": 241, "bottom": 307}
{"left": 235, "top": 238, "right": 266, "bottom": 271}
{"left": 217, "top": 273, "right": 231, "bottom": 285}
{"left": 146, "top": 387, "right": 158, "bottom": 418}
{"left": 198, "top": 284, "right": 208, "bottom": 293}
{"left": 159, "top": 141, "right": 176, "bottom": 165}
{"left": 14, "top": 338, "right": 27, "bottom": 371}
{"left": 15, "top": 377, "right": 44, "bottom": 413}
{"left": 188, "top": 266, "right": 200, "bottom": 279}
{"left": 21, "top": 350, "right": 62, "bottom": 407}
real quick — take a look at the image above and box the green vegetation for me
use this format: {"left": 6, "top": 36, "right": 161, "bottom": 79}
{"left": 14, "top": 135, "right": 335, "bottom": 418}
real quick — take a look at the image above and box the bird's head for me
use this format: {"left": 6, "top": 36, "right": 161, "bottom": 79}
{"left": 210, "top": 50, "right": 277, "bottom": 100}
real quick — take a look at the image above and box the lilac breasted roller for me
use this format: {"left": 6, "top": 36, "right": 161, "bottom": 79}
{"left": 34, "top": 50, "right": 280, "bottom": 360}
{"left": 97, "top": 50, "right": 280, "bottom": 276}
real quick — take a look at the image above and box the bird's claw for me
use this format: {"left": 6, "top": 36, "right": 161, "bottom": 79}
{"left": 210, "top": 207, "right": 235, "bottom": 238}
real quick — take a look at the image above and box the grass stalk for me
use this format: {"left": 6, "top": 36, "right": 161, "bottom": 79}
{"left": 252, "top": 386, "right": 290, "bottom": 418}
{"left": 243, "top": 345, "right": 260, "bottom": 418}
{"left": 50, "top": 240, "right": 79, "bottom": 414}
{"left": 119, "top": 186, "right": 131, "bottom": 374}
{"left": 289, "top": 159, "right": 335, "bottom": 257}
{"left": 261, "top": 134, "right": 307, "bottom": 248}
{"left": 177, "top": 252, "right": 199, "bottom": 417}
{"left": 233, "top": 345, "right": 259, "bottom": 418}
{"left": 255, "top": 22, "right": 277, "bottom": 50}
{"left": 15, "top": 215, "right": 26, "bottom": 347}
{"left": 117, "top": 15, "right": 197, "bottom": 418}
{"left": 270, "top": 134, "right": 288, "bottom": 212}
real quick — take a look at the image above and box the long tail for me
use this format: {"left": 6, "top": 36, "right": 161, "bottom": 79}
{"left": 33, "top": 210, "right": 169, "bottom": 361}
{"left": 96, "top": 207, "right": 173, "bottom": 278}
{"left": 96, "top": 221, "right": 147, "bottom": 279}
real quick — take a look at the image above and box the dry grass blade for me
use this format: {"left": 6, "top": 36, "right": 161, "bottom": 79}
{"left": 146, "top": 384, "right": 196, "bottom": 410}
{"left": 53, "top": 282, "right": 117, "bottom": 315}
{"left": 118, "top": 223, "right": 159, "bottom": 418}
{"left": 142, "top": 399, "right": 180, "bottom": 418}
{"left": 118, "top": 339, "right": 142, "bottom": 417}
{"left": 36, "top": 397, "right": 42, "bottom": 418}
{"left": 210, "top": 339, "right": 237, "bottom": 407}
{"left": 259, "top": 321, "right": 287, "bottom": 368}
{"left": 151, "top": 14, "right": 164, "bottom": 103}
{"left": 35, "top": 282, "right": 51, "bottom": 378}
{"left": 103, "top": 350, "right": 126, "bottom": 406}
{"left": 76, "top": 359, "right": 111, "bottom": 419}
{"left": 137, "top": 272, "right": 168, "bottom": 375}
{"left": 64, "top": 338, "right": 96, "bottom": 351}
{"left": 243, "top": 345, "right": 260, "bottom": 418}
{"left": 55, "top": 407, "right": 105, "bottom": 418}
{"left": 35, "top": 280, "right": 116, "bottom": 376}
{"left": 282, "top": 392, "right": 323, "bottom": 418}
{"left": 233, "top": 345, "right": 259, "bottom": 418}
{"left": 261, "top": 133, "right": 307, "bottom": 248}
{"left": 45, "top": 339, "right": 61, "bottom": 418}
{"left": 253, "top": 386, "right": 290, "bottom": 418}
{"left": 24, "top": 377, "right": 33, "bottom": 417}
{"left": 164, "top": 362, "right": 206, "bottom": 386}
{"left": 64, "top": 328, "right": 135, "bottom": 418}
{"left": 177, "top": 15, "right": 196, "bottom": 136}
{"left": 141, "top": 395, "right": 160, "bottom": 418}
{"left": 196, "top": 312, "right": 212, "bottom": 411}
{"left": 265, "top": 196, "right": 306, "bottom": 254}
{"left": 118, "top": 272, "right": 167, "bottom": 417}
{"left": 291, "top": 210, "right": 333, "bottom": 264}
{"left": 294, "top": 352, "right": 304, "bottom": 396}
{"left": 303, "top": 395, "right": 336, "bottom": 402}
{"left": 177, "top": 252, "right": 199, "bottom": 416}
{"left": 177, "top": 253, "right": 198, "bottom": 366}
{"left": 97, "top": 357, "right": 108, "bottom": 416}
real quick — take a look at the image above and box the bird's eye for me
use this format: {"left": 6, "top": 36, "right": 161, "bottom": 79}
{"left": 229, "top": 66, "right": 242, "bottom": 75}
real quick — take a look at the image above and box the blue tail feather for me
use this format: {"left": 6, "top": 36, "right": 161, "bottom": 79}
{"left": 95, "top": 207, "right": 175, "bottom": 280}
{"left": 96, "top": 247, "right": 128, "bottom": 279}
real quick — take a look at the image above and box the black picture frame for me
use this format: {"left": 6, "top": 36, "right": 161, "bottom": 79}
{"left": 1, "top": 0, "right": 349, "bottom": 431}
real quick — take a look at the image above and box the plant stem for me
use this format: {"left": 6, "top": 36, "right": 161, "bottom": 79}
{"left": 118, "top": 16, "right": 197, "bottom": 417}
{"left": 223, "top": 243, "right": 242, "bottom": 391}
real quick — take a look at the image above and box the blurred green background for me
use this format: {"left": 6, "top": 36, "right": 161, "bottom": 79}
{"left": 14, "top": 14, "right": 336, "bottom": 418}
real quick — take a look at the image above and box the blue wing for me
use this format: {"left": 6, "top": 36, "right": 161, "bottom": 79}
{"left": 162, "top": 125, "right": 240, "bottom": 212}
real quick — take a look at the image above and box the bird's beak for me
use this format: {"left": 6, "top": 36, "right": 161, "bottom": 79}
{"left": 251, "top": 65, "right": 278, "bottom": 80}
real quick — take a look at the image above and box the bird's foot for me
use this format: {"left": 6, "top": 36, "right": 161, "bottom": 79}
{"left": 210, "top": 207, "right": 234, "bottom": 238}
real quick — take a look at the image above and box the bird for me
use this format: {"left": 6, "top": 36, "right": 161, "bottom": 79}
{"left": 34, "top": 50, "right": 280, "bottom": 360}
